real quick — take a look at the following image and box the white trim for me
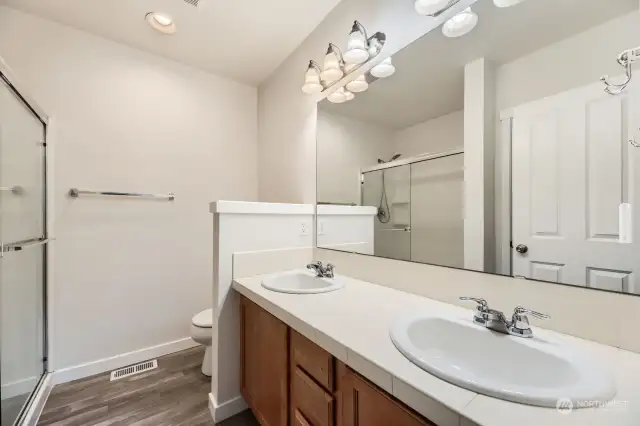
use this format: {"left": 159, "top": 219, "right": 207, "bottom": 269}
{"left": 317, "top": 205, "right": 377, "bottom": 216}
{"left": 496, "top": 117, "right": 513, "bottom": 276}
{"left": 21, "top": 374, "right": 52, "bottom": 426}
{"left": 1, "top": 376, "right": 40, "bottom": 399}
{"left": 50, "top": 338, "right": 199, "bottom": 385}
{"left": 208, "top": 393, "right": 248, "bottom": 422}
{"left": 46, "top": 116, "right": 56, "bottom": 371}
{"left": 209, "top": 201, "right": 314, "bottom": 215}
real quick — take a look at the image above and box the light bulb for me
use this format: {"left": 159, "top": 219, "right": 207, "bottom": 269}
{"left": 346, "top": 75, "right": 368, "bottom": 93}
{"left": 321, "top": 49, "right": 344, "bottom": 84}
{"left": 328, "top": 88, "right": 348, "bottom": 104}
{"left": 442, "top": 8, "right": 478, "bottom": 38}
{"left": 343, "top": 29, "right": 369, "bottom": 65}
{"left": 344, "top": 90, "right": 355, "bottom": 101}
{"left": 414, "top": 0, "right": 451, "bottom": 16}
{"left": 302, "top": 63, "right": 323, "bottom": 95}
{"left": 493, "top": 0, "right": 527, "bottom": 7}
{"left": 153, "top": 14, "right": 173, "bottom": 26}
{"left": 370, "top": 57, "right": 395, "bottom": 78}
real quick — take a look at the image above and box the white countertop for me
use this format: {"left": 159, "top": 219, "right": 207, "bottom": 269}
{"left": 233, "top": 272, "right": 640, "bottom": 426}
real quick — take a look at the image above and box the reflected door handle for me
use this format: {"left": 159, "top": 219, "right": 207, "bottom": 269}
{"left": 515, "top": 244, "right": 528, "bottom": 254}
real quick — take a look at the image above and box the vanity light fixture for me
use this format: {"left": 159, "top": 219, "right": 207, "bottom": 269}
{"left": 344, "top": 21, "right": 371, "bottom": 65}
{"left": 493, "top": 0, "right": 528, "bottom": 7}
{"left": 302, "top": 61, "right": 324, "bottom": 95}
{"left": 414, "top": 0, "right": 458, "bottom": 16}
{"left": 145, "top": 12, "right": 177, "bottom": 34}
{"left": 321, "top": 43, "right": 345, "bottom": 84}
{"left": 346, "top": 74, "right": 369, "bottom": 93}
{"left": 370, "top": 57, "right": 396, "bottom": 78}
{"left": 442, "top": 7, "right": 478, "bottom": 38}
{"left": 344, "top": 89, "right": 356, "bottom": 101}
{"left": 327, "top": 87, "right": 348, "bottom": 103}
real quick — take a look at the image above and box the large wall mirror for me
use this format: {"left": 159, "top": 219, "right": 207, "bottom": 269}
{"left": 316, "top": 0, "right": 640, "bottom": 295}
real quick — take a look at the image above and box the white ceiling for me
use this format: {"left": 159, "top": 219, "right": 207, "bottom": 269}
{"left": 321, "top": 0, "right": 638, "bottom": 129}
{"left": 0, "top": 0, "right": 344, "bottom": 85}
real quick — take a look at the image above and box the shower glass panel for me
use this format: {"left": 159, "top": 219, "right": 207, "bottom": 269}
{"left": 362, "top": 165, "right": 411, "bottom": 261}
{"left": 410, "top": 154, "right": 464, "bottom": 268}
{"left": 0, "top": 75, "right": 47, "bottom": 426}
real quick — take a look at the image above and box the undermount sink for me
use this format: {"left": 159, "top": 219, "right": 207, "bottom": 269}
{"left": 390, "top": 314, "right": 616, "bottom": 408}
{"left": 261, "top": 270, "right": 343, "bottom": 294}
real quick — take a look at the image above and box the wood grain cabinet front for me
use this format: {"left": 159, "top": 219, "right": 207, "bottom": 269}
{"left": 291, "top": 367, "right": 334, "bottom": 426}
{"left": 240, "top": 296, "right": 289, "bottom": 426}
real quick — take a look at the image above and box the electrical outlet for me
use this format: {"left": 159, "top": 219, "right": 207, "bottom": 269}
{"left": 299, "top": 221, "right": 310, "bottom": 236}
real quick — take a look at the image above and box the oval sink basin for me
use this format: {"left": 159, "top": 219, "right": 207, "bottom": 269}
{"left": 262, "top": 270, "right": 343, "bottom": 294}
{"left": 390, "top": 314, "right": 616, "bottom": 408}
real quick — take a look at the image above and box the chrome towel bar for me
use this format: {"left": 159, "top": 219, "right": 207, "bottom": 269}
{"left": 69, "top": 188, "right": 175, "bottom": 201}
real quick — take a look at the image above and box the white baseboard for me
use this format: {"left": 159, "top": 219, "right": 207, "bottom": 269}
{"left": 1, "top": 376, "right": 40, "bottom": 399}
{"left": 21, "top": 373, "right": 52, "bottom": 426}
{"left": 51, "top": 337, "right": 199, "bottom": 385}
{"left": 209, "top": 393, "right": 248, "bottom": 422}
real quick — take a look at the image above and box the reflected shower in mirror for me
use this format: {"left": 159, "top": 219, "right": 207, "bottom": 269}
{"left": 316, "top": 0, "right": 640, "bottom": 295}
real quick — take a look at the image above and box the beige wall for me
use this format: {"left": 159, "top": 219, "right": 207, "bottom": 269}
{"left": 393, "top": 110, "right": 464, "bottom": 157}
{"left": 317, "top": 110, "right": 393, "bottom": 205}
{"left": 0, "top": 7, "right": 258, "bottom": 371}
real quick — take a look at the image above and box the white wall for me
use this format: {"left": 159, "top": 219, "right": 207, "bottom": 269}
{"left": 393, "top": 110, "right": 464, "bottom": 157}
{"left": 317, "top": 110, "right": 393, "bottom": 205}
{"left": 257, "top": 0, "right": 476, "bottom": 204}
{"left": 496, "top": 11, "right": 640, "bottom": 112}
{"left": 0, "top": 7, "right": 258, "bottom": 373}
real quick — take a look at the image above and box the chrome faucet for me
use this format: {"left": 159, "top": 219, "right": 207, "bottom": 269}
{"left": 306, "top": 261, "right": 335, "bottom": 278}
{"left": 459, "top": 297, "right": 550, "bottom": 338}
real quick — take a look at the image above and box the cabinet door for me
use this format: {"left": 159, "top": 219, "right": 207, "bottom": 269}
{"left": 337, "top": 363, "right": 434, "bottom": 426}
{"left": 240, "top": 296, "right": 289, "bottom": 426}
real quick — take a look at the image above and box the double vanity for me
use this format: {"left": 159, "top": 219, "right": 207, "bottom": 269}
{"left": 234, "top": 266, "right": 640, "bottom": 426}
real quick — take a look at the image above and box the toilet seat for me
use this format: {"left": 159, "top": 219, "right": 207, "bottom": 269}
{"left": 192, "top": 308, "right": 213, "bottom": 328}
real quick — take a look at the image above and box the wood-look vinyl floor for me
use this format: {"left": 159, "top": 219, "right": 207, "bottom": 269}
{"left": 38, "top": 347, "right": 259, "bottom": 426}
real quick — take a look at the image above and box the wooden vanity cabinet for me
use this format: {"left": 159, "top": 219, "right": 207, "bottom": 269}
{"left": 240, "top": 296, "right": 289, "bottom": 426}
{"left": 239, "top": 295, "right": 436, "bottom": 426}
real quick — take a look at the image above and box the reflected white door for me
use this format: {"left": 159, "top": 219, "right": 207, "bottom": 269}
{"left": 511, "top": 81, "right": 639, "bottom": 293}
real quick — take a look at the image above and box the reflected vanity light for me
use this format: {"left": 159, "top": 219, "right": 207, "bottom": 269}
{"left": 302, "top": 21, "right": 387, "bottom": 96}
{"left": 414, "top": 0, "right": 456, "bottom": 16}
{"left": 346, "top": 74, "right": 369, "bottom": 93}
{"left": 370, "top": 57, "right": 396, "bottom": 78}
{"left": 493, "top": 0, "right": 528, "bottom": 7}
{"left": 327, "top": 87, "right": 348, "bottom": 103}
{"left": 442, "top": 7, "right": 478, "bottom": 38}
{"left": 302, "top": 61, "right": 324, "bottom": 95}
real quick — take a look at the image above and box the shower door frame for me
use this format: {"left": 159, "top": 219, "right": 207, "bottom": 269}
{"left": 0, "top": 56, "right": 51, "bottom": 425}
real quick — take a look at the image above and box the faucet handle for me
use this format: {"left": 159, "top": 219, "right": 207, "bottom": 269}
{"left": 513, "top": 306, "right": 550, "bottom": 320}
{"left": 459, "top": 297, "right": 489, "bottom": 310}
{"left": 324, "top": 263, "right": 335, "bottom": 278}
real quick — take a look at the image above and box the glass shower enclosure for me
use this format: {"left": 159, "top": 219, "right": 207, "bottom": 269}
{"left": 361, "top": 150, "right": 464, "bottom": 267}
{"left": 0, "top": 68, "right": 48, "bottom": 425}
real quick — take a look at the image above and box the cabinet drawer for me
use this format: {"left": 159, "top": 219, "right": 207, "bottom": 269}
{"left": 291, "top": 330, "right": 334, "bottom": 391}
{"left": 292, "top": 367, "right": 334, "bottom": 426}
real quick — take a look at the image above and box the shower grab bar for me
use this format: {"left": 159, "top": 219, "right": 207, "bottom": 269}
{"left": 69, "top": 188, "right": 175, "bottom": 201}
{"left": 0, "top": 186, "right": 25, "bottom": 195}
{"left": 1, "top": 237, "right": 51, "bottom": 256}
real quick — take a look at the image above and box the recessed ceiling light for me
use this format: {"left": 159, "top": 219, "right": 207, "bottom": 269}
{"left": 145, "top": 12, "right": 177, "bottom": 34}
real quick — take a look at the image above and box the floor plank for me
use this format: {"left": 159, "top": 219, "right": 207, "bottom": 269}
{"left": 38, "top": 347, "right": 259, "bottom": 426}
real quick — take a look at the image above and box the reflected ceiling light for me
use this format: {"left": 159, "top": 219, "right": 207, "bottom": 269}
{"left": 414, "top": 0, "right": 452, "bottom": 16}
{"left": 344, "top": 21, "right": 370, "bottom": 65}
{"left": 493, "top": 0, "right": 528, "bottom": 7}
{"left": 320, "top": 43, "right": 344, "bottom": 84}
{"left": 301, "top": 61, "right": 324, "bottom": 95}
{"left": 346, "top": 74, "right": 369, "bottom": 93}
{"left": 442, "top": 7, "right": 478, "bottom": 38}
{"left": 344, "top": 89, "right": 356, "bottom": 101}
{"left": 328, "top": 87, "right": 348, "bottom": 103}
{"left": 145, "top": 12, "right": 177, "bottom": 34}
{"left": 370, "top": 57, "right": 396, "bottom": 78}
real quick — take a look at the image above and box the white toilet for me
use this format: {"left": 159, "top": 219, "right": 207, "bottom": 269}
{"left": 191, "top": 308, "right": 213, "bottom": 376}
